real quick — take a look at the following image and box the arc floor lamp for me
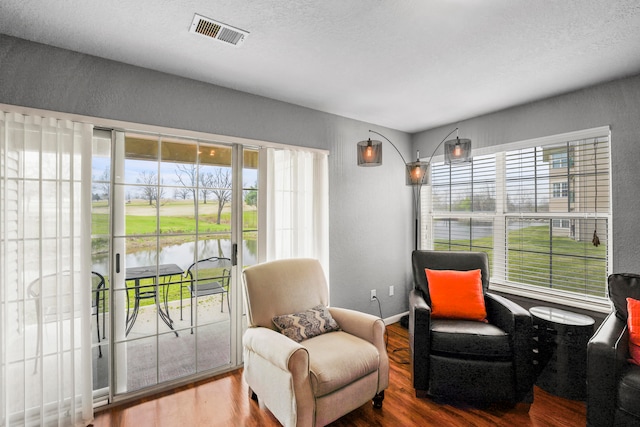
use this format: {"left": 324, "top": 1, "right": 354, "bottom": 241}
{"left": 356, "top": 128, "right": 472, "bottom": 249}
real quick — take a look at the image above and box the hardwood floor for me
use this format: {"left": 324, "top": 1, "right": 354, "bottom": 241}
{"left": 92, "top": 322, "right": 586, "bottom": 427}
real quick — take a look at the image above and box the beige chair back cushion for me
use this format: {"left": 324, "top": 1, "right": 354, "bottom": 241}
{"left": 243, "top": 258, "right": 329, "bottom": 329}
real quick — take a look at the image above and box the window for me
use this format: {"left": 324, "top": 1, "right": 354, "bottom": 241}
{"left": 552, "top": 182, "right": 568, "bottom": 198}
{"left": 423, "top": 127, "right": 611, "bottom": 307}
{"left": 551, "top": 152, "right": 568, "bottom": 169}
{"left": 552, "top": 219, "right": 571, "bottom": 229}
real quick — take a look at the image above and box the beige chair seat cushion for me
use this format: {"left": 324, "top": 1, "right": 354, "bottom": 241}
{"left": 303, "top": 330, "right": 380, "bottom": 397}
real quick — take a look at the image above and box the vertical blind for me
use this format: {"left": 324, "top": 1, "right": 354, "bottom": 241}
{"left": 426, "top": 128, "right": 610, "bottom": 303}
{"left": 1, "top": 112, "right": 93, "bottom": 426}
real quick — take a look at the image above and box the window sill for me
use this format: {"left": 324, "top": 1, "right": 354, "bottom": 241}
{"left": 489, "top": 282, "right": 612, "bottom": 314}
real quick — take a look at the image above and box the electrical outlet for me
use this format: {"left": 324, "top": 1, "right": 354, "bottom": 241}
{"left": 389, "top": 285, "right": 394, "bottom": 296}
{"left": 370, "top": 289, "right": 376, "bottom": 301}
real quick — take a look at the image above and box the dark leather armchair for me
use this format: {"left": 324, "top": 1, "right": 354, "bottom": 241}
{"left": 409, "top": 250, "right": 534, "bottom": 405}
{"left": 587, "top": 273, "right": 640, "bottom": 427}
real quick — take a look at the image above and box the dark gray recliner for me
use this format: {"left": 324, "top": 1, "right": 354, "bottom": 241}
{"left": 409, "top": 250, "right": 534, "bottom": 406}
{"left": 587, "top": 273, "right": 640, "bottom": 427}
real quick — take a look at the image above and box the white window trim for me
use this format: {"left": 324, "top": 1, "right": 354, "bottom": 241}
{"left": 424, "top": 126, "right": 613, "bottom": 313}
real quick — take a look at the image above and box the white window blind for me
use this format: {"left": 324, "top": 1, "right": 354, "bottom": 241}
{"left": 425, "top": 127, "right": 611, "bottom": 306}
{"left": 430, "top": 153, "right": 496, "bottom": 254}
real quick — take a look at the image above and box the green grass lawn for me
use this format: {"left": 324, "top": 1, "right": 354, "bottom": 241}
{"left": 92, "top": 199, "right": 257, "bottom": 235}
{"left": 435, "top": 224, "right": 607, "bottom": 297}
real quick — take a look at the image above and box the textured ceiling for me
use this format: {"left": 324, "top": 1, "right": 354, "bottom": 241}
{"left": 1, "top": 0, "right": 640, "bottom": 133}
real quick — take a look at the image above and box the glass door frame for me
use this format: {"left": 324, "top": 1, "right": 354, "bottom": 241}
{"left": 99, "top": 130, "right": 249, "bottom": 404}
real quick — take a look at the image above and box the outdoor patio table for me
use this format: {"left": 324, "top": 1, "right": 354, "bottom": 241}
{"left": 125, "top": 263, "right": 183, "bottom": 336}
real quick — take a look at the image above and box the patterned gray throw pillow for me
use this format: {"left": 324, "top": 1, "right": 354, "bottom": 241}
{"left": 272, "top": 305, "right": 340, "bottom": 342}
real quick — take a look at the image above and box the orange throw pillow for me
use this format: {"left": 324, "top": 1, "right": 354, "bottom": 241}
{"left": 425, "top": 268, "right": 487, "bottom": 322}
{"left": 627, "top": 297, "right": 640, "bottom": 365}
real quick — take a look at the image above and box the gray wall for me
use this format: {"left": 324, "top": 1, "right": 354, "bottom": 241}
{"left": 413, "top": 74, "right": 640, "bottom": 275}
{"left": 5, "top": 33, "right": 637, "bottom": 319}
{"left": 0, "top": 34, "right": 414, "bottom": 317}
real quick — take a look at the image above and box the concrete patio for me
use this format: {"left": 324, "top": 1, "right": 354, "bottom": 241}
{"left": 92, "top": 295, "right": 232, "bottom": 393}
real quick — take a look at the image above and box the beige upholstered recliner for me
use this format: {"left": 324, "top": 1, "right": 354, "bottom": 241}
{"left": 242, "top": 258, "right": 389, "bottom": 427}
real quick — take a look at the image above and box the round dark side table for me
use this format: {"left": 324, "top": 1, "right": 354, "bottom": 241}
{"left": 529, "top": 306, "right": 595, "bottom": 400}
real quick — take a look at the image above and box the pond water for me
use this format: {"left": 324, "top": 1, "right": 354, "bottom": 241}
{"left": 433, "top": 221, "right": 493, "bottom": 239}
{"left": 433, "top": 220, "right": 549, "bottom": 240}
{"left": 92, "top": 239, "right": 257, "bottom": 275}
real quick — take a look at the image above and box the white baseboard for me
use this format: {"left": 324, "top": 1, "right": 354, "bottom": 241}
{"left": 383, "top": 311, "right": 408, "bottom": 325}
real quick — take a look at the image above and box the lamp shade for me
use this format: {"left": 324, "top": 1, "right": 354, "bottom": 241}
{"left": 406, "top": 161, "right": 429, "bottom": 185}
{"left": 357, "top": 138, "right": 382, "bottom": 166}
{"left": 444, "top": 137, "right": 472, "bottom": 164}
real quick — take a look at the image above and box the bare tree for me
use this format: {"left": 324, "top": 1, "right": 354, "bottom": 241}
{"left": 137, "top": 170, "right": 165, "bottom": 206}
{"left": 174, "top": 187, "right": 191, "bottom": 200}
{"left": 174, "top": 164, "right": 198, "bottom": 208}
{"left": 200, "top": 172, "right": 215, "bottom": 204}
{"left": 209, "top": 168, "right": 232, "bottom": 224}
{"left": 99, "top": 167, "right": 110, "bottom": 203}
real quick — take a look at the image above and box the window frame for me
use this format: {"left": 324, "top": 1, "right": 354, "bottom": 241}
{"left": 552, "top": 182, "right": 568, "bottom": 198}
{"left": 551, "top": 152, "right": 568, "bottom": 169}
{"left": 421, "top": 126, "right": 612, "bottom": 313}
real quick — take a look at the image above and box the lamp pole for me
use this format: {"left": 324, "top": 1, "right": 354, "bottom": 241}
{"left": 367, "top": 128, "right": 458, "bottom": 250}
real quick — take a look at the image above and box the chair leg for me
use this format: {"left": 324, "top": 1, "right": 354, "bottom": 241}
{"left": 249, "top": 388, "right": 266, "bottom": 409}
{"left": 372, "top": 390, "right": 385, "bottom": 408}
{"left": 101, "top": 291, "right": 106, "bottom": 339}
{"left": 190, "top": 294, "right": 195, "bottom": 334}
{"left": 515, "top": 402, "right": 532, "bottom": 413}
{"left": 96, "top": 309, "right": 102, "bottom": 358}
{"left": 248, "top": 387, "right": 258, "bottom": 402}
{"left": 33, "top": 301, "right": 41, "bottom": 374}
{"left": 415, "top": 389, "right": 429, "bottom": 398}
{"left": 180, "top": 285, "right": 184, "bottom": 321}
{"left": 373, "top": 390, "right": 384, "bottom": 408}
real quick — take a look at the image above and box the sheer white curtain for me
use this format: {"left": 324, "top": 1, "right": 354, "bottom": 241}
{"left": 1, "top": 112, "right": 93, "bottom": 426}
{"left": 263, "top": 148, "right": 329, "bottom": 273}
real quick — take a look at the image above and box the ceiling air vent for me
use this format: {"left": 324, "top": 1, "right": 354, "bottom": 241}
{"left": 190, "top": 14, "right": 248, "bottom": 46}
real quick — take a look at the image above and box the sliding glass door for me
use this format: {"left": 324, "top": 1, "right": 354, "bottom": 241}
{"left": 91, "top": 130, "right": 112, "bottom": 400}
{"left": 91, "top": 129, "right": 258, "bottom": 400}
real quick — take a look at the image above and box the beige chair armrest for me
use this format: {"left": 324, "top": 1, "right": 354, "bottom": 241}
{"left": 328, "top": 307, "right": 389, "bottom": 392}
{"left": 328, "top": 307, "right": 383, "bottom": 343}
{"left": 243, "top": 326, "right": 313, "bottom": 426}
{"left": 243, "top": 326, "right": 307, "bottom": 371}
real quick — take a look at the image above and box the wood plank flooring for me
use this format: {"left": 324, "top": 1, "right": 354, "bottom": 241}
{"left": 93, "top": 322, "right": 586, "bottom": 427}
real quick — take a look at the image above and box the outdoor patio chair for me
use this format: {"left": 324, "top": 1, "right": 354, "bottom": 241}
{"left": 181, "top": 257, "right": 232, "bottom": 332}
{"left": 92, "top": 271, "right": 107, "bottom": 358}
{"left": 28, "top": 271, "right": 75, "bottom": 373}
